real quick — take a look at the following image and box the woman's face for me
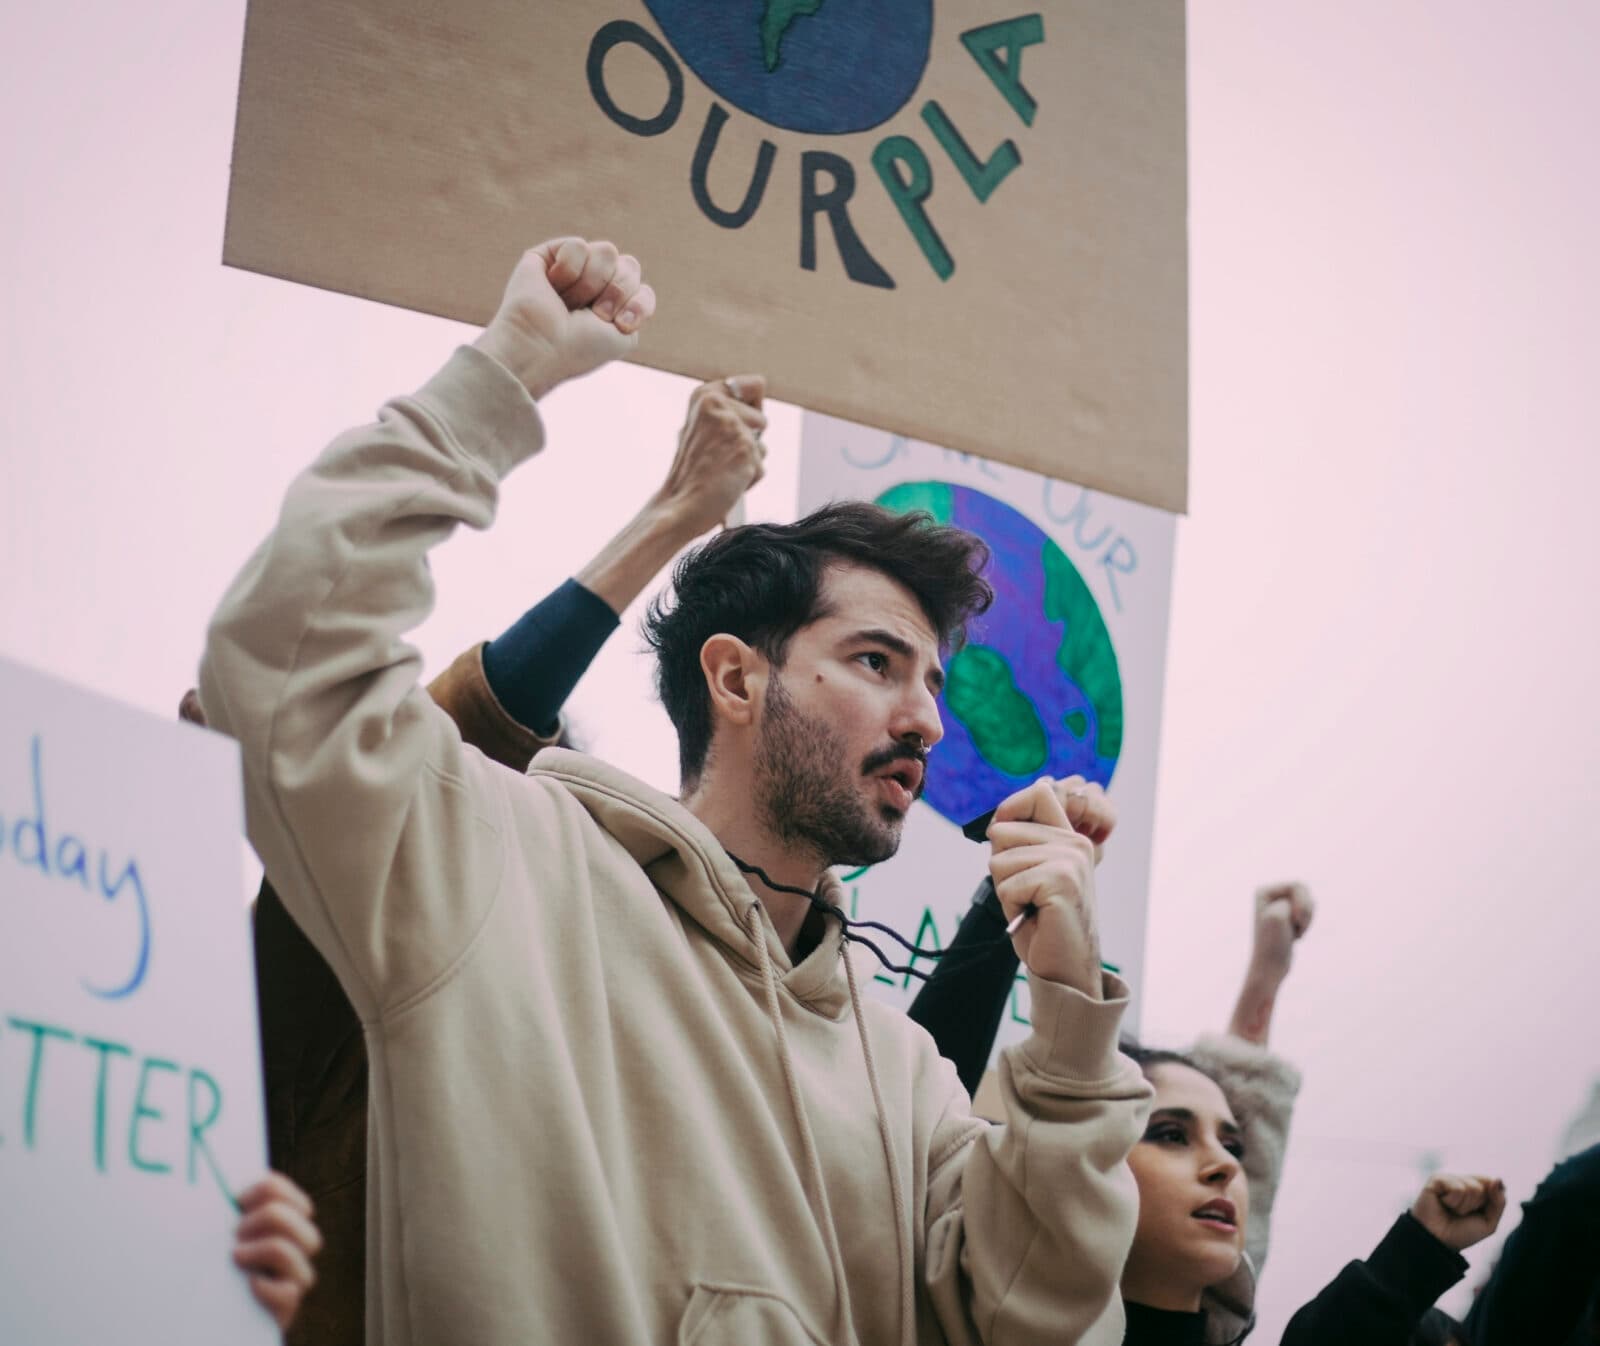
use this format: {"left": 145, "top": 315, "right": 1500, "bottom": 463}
{"left": 1121, "top": 1062, "right": 1250, "bottom": 1312}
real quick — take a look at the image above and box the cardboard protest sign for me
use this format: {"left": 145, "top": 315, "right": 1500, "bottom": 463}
{"left": 799, "top": 413, "right": 1176, "bottom": 1048}
{"left": 0, "top": 658, "right": 275, "bottom": 1345}
{"left": 225, "top": 1, "right": 1189, "bottom": 512}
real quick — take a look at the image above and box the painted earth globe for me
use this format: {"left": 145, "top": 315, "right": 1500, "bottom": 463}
{"left": 876, "top": 482, "right": 1124, "bottom": 826}
{"left": 642, "top": 0, "right": 932, "bottom": 134}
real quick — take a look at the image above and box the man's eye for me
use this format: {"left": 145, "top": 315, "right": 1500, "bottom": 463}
{"left": 859, "top": 652, "right": 889, "bottom": 674}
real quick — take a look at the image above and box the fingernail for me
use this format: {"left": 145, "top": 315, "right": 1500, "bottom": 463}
{"left": 616, "top": 308, "right": 638, "bottom": 332}
{"left": 593, "top": 300, "right": 615, "bottom": 321}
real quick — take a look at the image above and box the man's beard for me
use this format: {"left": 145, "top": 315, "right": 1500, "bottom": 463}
{"left": 753, "top": 675, "right": 918, "bottom": 868}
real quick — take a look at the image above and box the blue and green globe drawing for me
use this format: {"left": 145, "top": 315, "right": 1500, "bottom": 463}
{"left": 876, "top": 482, "right": 1124, "bottom": 825}
{"left": 642, "top": 0, "right": 932, "bottom": 134}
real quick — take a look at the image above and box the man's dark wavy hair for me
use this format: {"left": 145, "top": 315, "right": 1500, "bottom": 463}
{"left": 642, "top": 501, "right": 993, "bottom": 787}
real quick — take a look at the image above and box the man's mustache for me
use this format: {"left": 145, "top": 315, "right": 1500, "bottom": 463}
{"left": 860, "top": 743, "right": 928, "bottom": 801}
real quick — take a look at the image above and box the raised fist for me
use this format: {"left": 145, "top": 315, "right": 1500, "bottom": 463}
{"left": 988, "top": 777, "right": 1104, "bottom": 995}
{"left": 1249, "top": 881, "right": 1315, "bottom": 987}
{"left": 1411, "top": 1173, "right": 1507, "bottom": 1252}
{"left": 652, "top": 376, "right": 768, "bottom": 538}
{"left": 472, "top": 238, "right": 657, "bottom": 399}
{"left": 1049, "top": 775, "right": 1116, "bottom": 862}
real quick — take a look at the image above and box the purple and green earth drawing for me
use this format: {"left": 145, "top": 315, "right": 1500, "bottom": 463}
{"left": 876, "top": 482, "right": 1124, "bottom": 827}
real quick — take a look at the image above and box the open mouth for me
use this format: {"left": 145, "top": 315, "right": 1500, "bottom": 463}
{"left": 870, "top": 761, "right": 923, "bottom": 812}
{"left": 1191, "top": 1198, "right": 1237, "bottom": 1232}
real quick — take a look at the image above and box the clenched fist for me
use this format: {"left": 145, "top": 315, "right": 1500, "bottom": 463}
{"left": 987, "top": 777, "right": 1104, "bottom": 996}
{"left": 1228, "top": 881, "right": 1315, "bottom": 1045}
{"left": 1249, "top": 882, "right": 1315, "bottom": 987}
{"left": 651, "top": 376, "right": 768, "bottom": 538}
{"left": 1411, "top": 1173, "right": 1507, "bottom": 1252}
{"left": 1047, "top": 775, "right": 1116, "bottom": 862}
{"left": 472, "top": 237, "right": 657, "bottom": 399}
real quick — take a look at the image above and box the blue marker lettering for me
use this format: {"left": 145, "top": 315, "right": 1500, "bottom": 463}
{"left": 1101, "top": 537, "right": 1138, "bottom": 615}
{"left": 1, "top": 736, "right": 154, "bottom": 999}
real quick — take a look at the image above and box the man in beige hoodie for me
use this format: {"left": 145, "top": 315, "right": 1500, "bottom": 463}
{"left": 200, "top": 237, "right": 1152, "bottom": 1345}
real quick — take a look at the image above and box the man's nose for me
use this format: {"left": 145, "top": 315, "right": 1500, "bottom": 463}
{"left": 896, "top": 682, "right": 943, "bottom": 751}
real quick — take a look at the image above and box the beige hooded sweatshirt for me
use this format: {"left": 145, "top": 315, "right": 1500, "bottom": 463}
{"left": 200, "top": 346, "right": 1152, "bottom": 1346}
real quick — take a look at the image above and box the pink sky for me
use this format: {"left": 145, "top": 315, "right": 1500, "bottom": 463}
{"left": 4, "top": 2, "right": 1598, "bottom": 1335}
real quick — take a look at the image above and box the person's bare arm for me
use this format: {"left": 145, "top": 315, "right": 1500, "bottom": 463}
{"left": 1185, "top": 883, "right": 1316, "bottom": 1281}
{"left": 1227, "top": 882, "right": 1315, "bottom": 1045}
{"left": 576, "top": 376, "right": 768, "bottom": 615}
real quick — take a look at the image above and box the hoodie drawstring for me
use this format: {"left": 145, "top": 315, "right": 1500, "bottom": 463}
{"left": 842, "top": 941, "right": 914, "bottom": 1345}
{"left": 728, "top": 852, "right": 1012, "bottom": 983}
{"left": 744, "top": 900, "right": 857, "bottom": 1341}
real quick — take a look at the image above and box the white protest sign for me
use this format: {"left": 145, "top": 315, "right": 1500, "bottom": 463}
{"left": 0, "top": 657, "right": 275, "bottom": 1346}
{"left": 800, "top": 415, "right": 1177, "bottom": 1049}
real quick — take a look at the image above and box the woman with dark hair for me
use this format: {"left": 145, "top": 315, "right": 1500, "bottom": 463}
{"left": 909, "top": 778, "right": 1507, "bottom": 1343}
{"left": 911, "top": 782, "right": 1310, "bottom": 1340}
{"left": 1118, "top": 1044, "right": 1504, "bottom": 1345}
{"left": 1118, "top": 1045, "right": 1255, "bottom": 1345}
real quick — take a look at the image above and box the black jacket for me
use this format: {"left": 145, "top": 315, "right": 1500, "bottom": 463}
{"left": 1463, "top": 1141, "right": 1600, "bottom": 1346}
{"left": 1280, "top": 1212, "right": 1467, "bottom": 1346}
{"left": 906, "top": 879, "right": 1019, "bottom": 1094}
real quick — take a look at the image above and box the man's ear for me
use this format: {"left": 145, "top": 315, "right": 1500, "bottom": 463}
{"left": 700, "top": 634, "right": 767, "bottom": 730}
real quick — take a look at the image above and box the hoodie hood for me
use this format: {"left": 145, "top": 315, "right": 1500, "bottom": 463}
{"left": 1202, "top": 1250, "right": 1257, "bottom": 1344}
{"left": 528, "top": 748, "right": 855, "bottom": 1017}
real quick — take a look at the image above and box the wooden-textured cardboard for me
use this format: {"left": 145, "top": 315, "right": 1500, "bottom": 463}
{"left": 226, "top": 1, "right": 1188, "bottom": 511}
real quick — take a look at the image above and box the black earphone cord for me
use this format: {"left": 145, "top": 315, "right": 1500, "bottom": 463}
{"left": 726, "top": 853, "right": 1016, "bottom": 983}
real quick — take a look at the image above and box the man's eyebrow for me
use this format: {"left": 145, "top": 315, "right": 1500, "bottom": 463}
{"left": 848, "top": 628, "right": 945, "bottom": 692}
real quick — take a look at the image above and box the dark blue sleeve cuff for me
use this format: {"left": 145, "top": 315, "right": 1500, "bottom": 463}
{"left": 481, "top": 578, "right": 620, "bottom": 737}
